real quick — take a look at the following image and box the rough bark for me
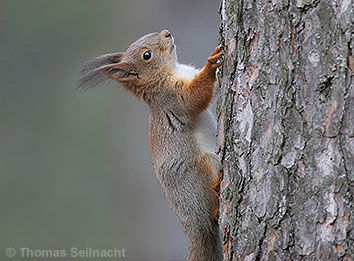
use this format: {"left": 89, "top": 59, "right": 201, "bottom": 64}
{"left": 217, "top": 0, "right": 353, "bottom": 260}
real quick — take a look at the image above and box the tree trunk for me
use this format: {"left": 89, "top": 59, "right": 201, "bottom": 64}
{"left": 217, "top": 0, "right": 353, "bottom": 260}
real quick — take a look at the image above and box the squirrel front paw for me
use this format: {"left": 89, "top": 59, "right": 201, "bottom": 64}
{"left": 207, "top": 46, "right": 222, "bottom": 69}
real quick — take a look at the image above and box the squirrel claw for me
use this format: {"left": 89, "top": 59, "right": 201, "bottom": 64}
{"left": 207, "top": 46, "right": 222, "bottom": 68}
{"left": 207, "top": 53, "right": 222, "bottom": 64}
{"left": 210, "top": 45, "right": 222, "bottom": 56}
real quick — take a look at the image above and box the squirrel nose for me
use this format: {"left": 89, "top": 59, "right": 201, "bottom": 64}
{"left": 161, "top": 29, "right": 172, "bottom": 38}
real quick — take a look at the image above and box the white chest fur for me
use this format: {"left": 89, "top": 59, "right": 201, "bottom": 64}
{"left": 175, "top": 63, "right": 199, "bottom": 79}
{"left": 194, "top": 109, "right": 218, "bottom": 156}
{"left": 194, "top": 109, "right": 220, "bottom": 179}
{"left": 175, "top": 63, "right": 220, "bottom": 179}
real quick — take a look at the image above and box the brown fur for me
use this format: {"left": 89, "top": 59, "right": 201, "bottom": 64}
{"left": 78, "top": 30, "right": 223, "bottom": 261}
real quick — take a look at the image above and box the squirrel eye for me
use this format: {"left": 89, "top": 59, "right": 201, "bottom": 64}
{"left": 143, "top": 50, "right": 152, "bottom": 60}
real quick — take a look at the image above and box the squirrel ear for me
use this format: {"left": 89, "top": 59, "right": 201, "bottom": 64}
{"left": 102, "top": 61, "right": 140, "bottom": 83}
{"left": 78, "top": 52, "right": 124, "bottom": 90}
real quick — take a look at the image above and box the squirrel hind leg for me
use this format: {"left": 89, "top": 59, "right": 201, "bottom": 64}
{"left": 212, "top": 169, "right": 222, "bottom": 194}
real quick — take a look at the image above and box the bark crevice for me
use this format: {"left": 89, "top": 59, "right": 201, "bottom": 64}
{"left": 218, "top": 0, "right": 353, "bottom": 259}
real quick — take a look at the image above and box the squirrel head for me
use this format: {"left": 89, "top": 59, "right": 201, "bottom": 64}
{"left": 78, "top": 29, "right": 176, "bottom": 97}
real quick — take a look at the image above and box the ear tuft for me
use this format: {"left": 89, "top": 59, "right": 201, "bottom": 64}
{"left": 77, "top": 53, "right": 123, "bottom": 90}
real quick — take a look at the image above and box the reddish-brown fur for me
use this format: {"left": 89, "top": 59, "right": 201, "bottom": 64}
{"left": 78, "top": 31, "right": 223, "bottom": 261}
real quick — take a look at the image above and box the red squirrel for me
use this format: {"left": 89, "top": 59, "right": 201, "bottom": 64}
{"left": 78, "top": 29, "right": 223, "bottom": 261}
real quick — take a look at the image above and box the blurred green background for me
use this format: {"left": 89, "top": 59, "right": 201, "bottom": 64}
{"left": 0, "top": 0, "right": 220, "bottom": 260}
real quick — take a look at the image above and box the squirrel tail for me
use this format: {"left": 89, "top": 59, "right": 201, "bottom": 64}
{"left": 186, "top": 221, "right": 222, "bottom": 261}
